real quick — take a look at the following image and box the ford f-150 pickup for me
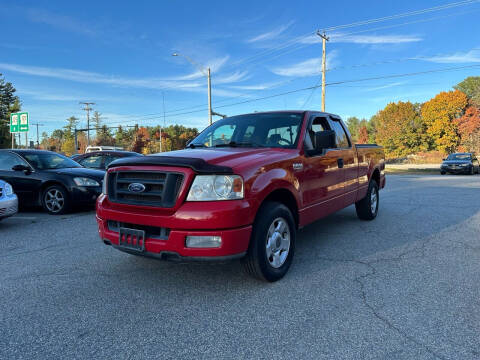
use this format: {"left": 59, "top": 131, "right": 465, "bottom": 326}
{"left": 96, "top": 111, "right": 385, "bottom": 281}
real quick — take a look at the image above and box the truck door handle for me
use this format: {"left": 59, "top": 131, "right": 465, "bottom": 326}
{"left": 337, "top": 158, "right": 344, "bottom": 168}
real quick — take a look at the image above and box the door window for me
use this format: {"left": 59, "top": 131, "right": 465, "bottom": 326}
{"left": 305, "top": 117, "right": 330, "bottom": 150}
{"left": 329, "top": 119, "right": 351, "bottom": 148}
{"left": 79, "top": 155, "right": 103, "bottom": 169}
{"left": 0, "top": 152, "right": 29, "bottom": 170}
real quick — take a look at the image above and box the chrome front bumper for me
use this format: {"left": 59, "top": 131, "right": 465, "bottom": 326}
{"left": 0, "top": 195, "right": 18, "bottom": 219}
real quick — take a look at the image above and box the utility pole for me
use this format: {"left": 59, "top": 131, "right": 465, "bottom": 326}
{"left": 317, "top": 30, "right": 329, "bottom": 112}
{"left": 161, "top": 92, "right": 166, "bottom": 152}
{"left": 32, "top": 123, "right": 44, "bottom": 148}
{"left": 79, "top": 102, "right": 95, "bottom": 146}
{"left": 207, "top": 68, "right": 212, "bottom": 126}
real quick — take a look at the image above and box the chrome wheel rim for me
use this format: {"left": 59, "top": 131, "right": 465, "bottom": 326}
{"left": 266, "top": 217, "right": 290, "bottom": 268}
{"left": 45, "top": 189, "right": 65, "bottom": 213}
{"left": 370, "top": 187, "right": 378, "bottom": 214}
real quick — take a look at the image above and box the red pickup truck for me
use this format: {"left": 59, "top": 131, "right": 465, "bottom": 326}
{"left": 96, "top": 111, "right": 385, "bottom": 281}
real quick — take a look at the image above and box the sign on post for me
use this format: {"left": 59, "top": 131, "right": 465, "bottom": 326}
{"left": 10, "top": 112, "right": 28, "bottom": 133}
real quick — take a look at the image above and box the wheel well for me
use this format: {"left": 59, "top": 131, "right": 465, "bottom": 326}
{"left": 372, "top": 168, "right": 380, "bottom": 185}
{"left": 261, "top": 189, "right": 299, "bottom": 229}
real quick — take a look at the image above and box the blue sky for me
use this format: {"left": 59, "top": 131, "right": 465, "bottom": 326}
{"left": 1, "top": 0, "right": 480, "bottom": 141}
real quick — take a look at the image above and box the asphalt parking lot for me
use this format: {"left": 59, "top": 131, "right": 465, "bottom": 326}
{"left": 1, "top": 174, "right": 479, "bottom": 360}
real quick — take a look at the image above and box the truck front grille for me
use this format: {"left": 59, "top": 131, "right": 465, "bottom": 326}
{"left": 108, "top": 170, "right": 184, "bottom": 208}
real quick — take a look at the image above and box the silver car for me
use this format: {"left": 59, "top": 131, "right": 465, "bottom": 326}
{"left": 0, "top": 180, "right": 18, "bottom": 221}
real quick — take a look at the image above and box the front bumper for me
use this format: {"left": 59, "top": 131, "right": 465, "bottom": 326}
{"left": 0, "top": 195, "right": 18, "bottom": 219}
{"left": 96, "top": 195, "right": 254, "bottom": 259}
{"left": 71, "top": 186, "right": 102, "bottom": 204}
{"left": 442, "top": 166, "right": 471, "bottom": 174}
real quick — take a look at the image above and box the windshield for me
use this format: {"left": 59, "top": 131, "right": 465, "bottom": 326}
{"left": 447, "top": 153, "right": 471, "bottom": 161}
{"left": 189, "top": 112, "right": 304, "bottom": 148}
{"left": 23, "top": 153, "right": 82, "bottom": 169}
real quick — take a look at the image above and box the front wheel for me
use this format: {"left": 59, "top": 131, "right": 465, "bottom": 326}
{"left": 42, "top": 185, "right": 70, "bottom": 215}
{"left": 242, "top": 202, "right": 295, "bottom": 282}
{"left": 355, "top": 180, "right": 379, "bottom": 221}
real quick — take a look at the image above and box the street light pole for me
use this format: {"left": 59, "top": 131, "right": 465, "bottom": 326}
{"left": 172, "top": 52, "right": 213, "bottom": 126}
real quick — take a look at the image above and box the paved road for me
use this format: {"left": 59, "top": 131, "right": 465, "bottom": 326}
{"left": 1, "top": 175, "right": 479, "bottom": 360}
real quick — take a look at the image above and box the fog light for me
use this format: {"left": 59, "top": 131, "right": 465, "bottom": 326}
{"left": 185, "top": 236, "right": 222, "bottom": 248}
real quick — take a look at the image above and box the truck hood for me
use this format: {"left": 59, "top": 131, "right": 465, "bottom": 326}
{"left": 154, "top": 148, "right": 294, "bottom": 171}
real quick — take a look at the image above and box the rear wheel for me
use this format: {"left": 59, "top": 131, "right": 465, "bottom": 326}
{"left": 242, "top": 202, "right": 295, "bottom": 282}
{"left": 42, "top": 185, "right": 70, "bottom": 215}
{"left": 440, "top": 171, "right": 446, "bottom": 175}
{"left": 355, "top": 180, "right": 379, "bottom": 221}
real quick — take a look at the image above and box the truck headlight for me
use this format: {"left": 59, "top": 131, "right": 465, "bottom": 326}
{"left": 4, "top": 183, "right": 14, "bottom": 196}
{"left": 187, "top": 175, "right": 244, "bottom": 201}
{"left": 459, "top": 163, "right": 468, "bottom": 167}
{"left": 74, "top": 177, "right": 100, "bottom": 187}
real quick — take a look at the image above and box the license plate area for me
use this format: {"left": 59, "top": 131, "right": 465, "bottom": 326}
{"left": 119, "top": 228, "right": 145, "bottom": 252}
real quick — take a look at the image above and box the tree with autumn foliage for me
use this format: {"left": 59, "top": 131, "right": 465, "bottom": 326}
{"left": 374, "top": 101, "right": 429, "bottom": 158}
{"left": 357, "top": 125, "right": 369, "bottom": 144}
{"left": 421, "top": 90, "right": 468, "bottom": 153}
{"left": 454, "top": 105, "right": 480, "bottom": 154}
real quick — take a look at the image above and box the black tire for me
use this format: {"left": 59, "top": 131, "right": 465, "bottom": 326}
{"left": 242, "top": 202, "right": 296, "bottom": 282}
{"left": 440, "top": 171, "right": 446, "bottom": 175}
{"left": 355, "top": 180, "right": 379, "bottom": 221}
{"left": 42, "top": 185, "right": 70, "bottom": 215}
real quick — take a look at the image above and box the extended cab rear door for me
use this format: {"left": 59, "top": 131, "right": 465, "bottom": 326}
{"left": 327, "top": 117, "right": 358, "bottom": 207}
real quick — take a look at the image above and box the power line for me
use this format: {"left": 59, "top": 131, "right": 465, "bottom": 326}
{"left": 323, "top": 0, "right": 480, "bottom": 32}
{"left": 101, "top": 64, "right": 480, "bottom": 125}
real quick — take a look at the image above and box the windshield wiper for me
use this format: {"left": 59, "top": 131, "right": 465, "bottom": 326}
{"left": 215, "top": 141, "right": 264, "bottom": 148}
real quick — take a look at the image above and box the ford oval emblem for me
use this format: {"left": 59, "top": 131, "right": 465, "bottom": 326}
{"left": 128, "top": 183, "right": 146, "bottom": 193}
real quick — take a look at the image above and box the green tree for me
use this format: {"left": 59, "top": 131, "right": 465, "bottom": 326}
{"left": 64, "top": 116, "right": 79, "bottom": 138}
{"left": 375, "top": 101, "right": 429, "bottom": 158}
{"left": 0, "top": 74, "right": 21, "bottom": 148}
{"left": 345, "top": 117, "right": 360, "bottom": 142}
{"left": 91, "top": 111, "right": 102, "bottom": 136}
{"left": 454, "top": 77, "right": 480, "bottom": 107}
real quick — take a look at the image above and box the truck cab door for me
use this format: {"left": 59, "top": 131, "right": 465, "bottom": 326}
{"left": 299, "top": 116, "right": 345, "bottom": 222}
{"left": 327, "top": 117, "right": 358, "bottom": 207}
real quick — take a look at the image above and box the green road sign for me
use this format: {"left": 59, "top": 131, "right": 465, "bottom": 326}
{"left": 10, "top": 112, "right": 28, "bottom": 133}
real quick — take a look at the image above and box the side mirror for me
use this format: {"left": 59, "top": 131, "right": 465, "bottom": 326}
{"left": 12, "top": 164, "right": 31, "bottom": 172}
{"left": 314, "top": 130, "right": 336, "bottom": 152}
{"left": 442, "top": 158, "right": 446, "bottom": 161}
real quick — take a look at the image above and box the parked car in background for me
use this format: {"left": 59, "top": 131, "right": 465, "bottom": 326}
{"left": 74, "top": 151, "right": 142, "bottom": 170}
{"left": 86, "top": 146, "right": 124, "bottom": 153}
{"left": 440, "top": 153, "right": 479, "bottom": 175}
{"left": 0, "top": 180, "right": 18, "bottom": 221}
{"left": 0, "top": 150, "right": 105, "bottom": 215}
{"left": 97, "top": 110, "right": 385, "bottom": 281}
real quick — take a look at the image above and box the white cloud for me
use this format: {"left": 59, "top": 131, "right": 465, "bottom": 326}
{"left": 227, "top": 81, "right": 284, "bottom": 90}
{"left": 420, "top": 49, "right": 480, "bottom": 63}
{"left": 172, "top": 55, "right": 231, "bottom": 81}
{"left": 271, "top": 51, "right": 339, "bottom": 77}
{"left": 364, "top": 81, "right": 407, "bottom": 92}
{"left": 0, "top": 57, "right": 245, "bottom": 91}
{"left": 247, "top": 21, "right": 294, "bottom": 43}
{"left": 300, "top": 33, "right": 422, "bottom": 44}
{"left": 214, "top": 71, "right": 250, "bottom": 84}
{"left": 25, "top": 8, "right": 96, "bottom": 37}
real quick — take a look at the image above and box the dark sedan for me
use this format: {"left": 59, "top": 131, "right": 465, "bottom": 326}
{"left": 0, "top": 150, "right": 105, "bottom": 214}
{"left": 440, "top": 153, "right": 479, "bottom": 175}
{"left": 73, "top": 150, "right": 142, "bottom": 170}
